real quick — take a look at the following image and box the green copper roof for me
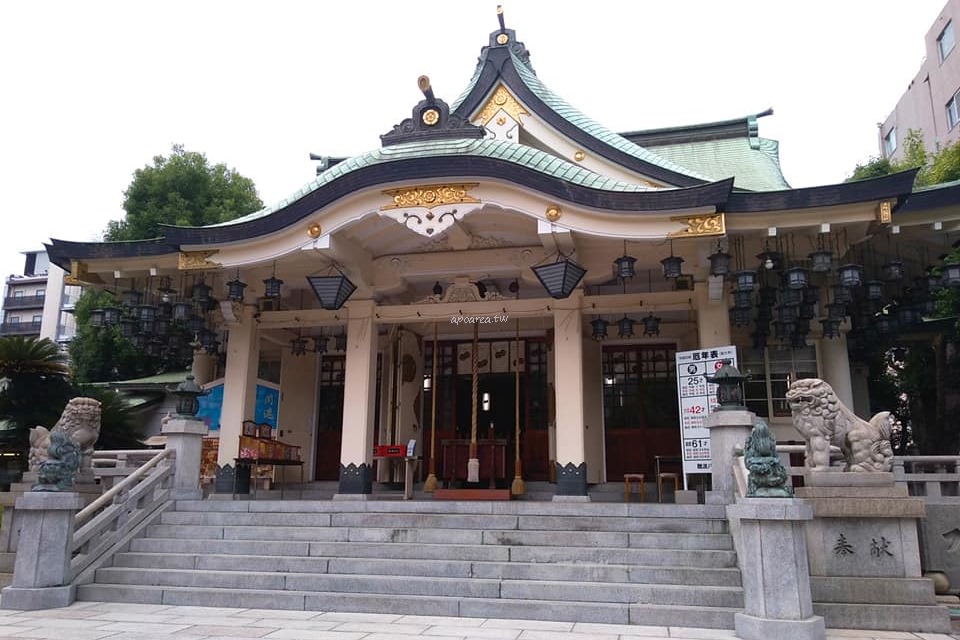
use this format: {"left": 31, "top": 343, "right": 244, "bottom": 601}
{"left": 644, "top": 137, "right": 790, "bottom": 192}
{"left": 506, "top": 51, "right": 711, "bottom": 182}
{"left": 215, "top": 138, "right": 657, "bottom": 227}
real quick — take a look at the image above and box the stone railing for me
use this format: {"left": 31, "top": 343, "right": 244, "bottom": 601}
{"left": 92, "top": 449, "right": 164, "bottom": 490}
{"left": 70, "top": 448, "right": 174, "bottom": 583}
{"left": 892, "top": 455, "right": 960, "bottom": 498}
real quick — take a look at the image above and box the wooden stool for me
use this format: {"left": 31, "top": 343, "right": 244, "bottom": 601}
{"left": 657, "top": 472, "right": 680, "bottom": 503}
{"left": 623, "top": 473, "right": 645, "bottom": 502}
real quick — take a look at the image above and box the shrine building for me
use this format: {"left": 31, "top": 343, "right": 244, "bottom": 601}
{"left": 46, "top": 13, "right": 955, "bottom": 498}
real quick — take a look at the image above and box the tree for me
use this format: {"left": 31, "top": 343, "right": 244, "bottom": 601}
{"left": 847, "top": 129, "right": 928, "bottom": 184}
{"left": 104, "top": 144, "right": 263, "bottom": 241}
{"left": 0, "top": 336, "right": 73, "bottom": 451}
{"left": 68, "top": 289, "right": 142, "bottom": 383}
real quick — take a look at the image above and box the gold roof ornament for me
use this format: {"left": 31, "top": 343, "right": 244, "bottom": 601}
{"left": 178, "top": 250, "right": 221, "bottom": 270}
{"left": 475, "top": 85, "right": 529, "bottom": 127}
{"left": 667, "top": 213, "right": 726, "bottom": 238}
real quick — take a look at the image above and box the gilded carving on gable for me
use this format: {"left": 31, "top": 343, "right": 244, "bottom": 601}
{"left": 381, "top": 183, "right": 480, "bottom": 210}
{"left": 474, "top": 85, "right": 529, "bottom": 127}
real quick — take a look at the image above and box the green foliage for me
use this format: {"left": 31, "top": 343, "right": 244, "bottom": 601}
{"left": 847, "top": 129, "right": 929, "bottom": 184}
{"left": 104, "top": 144, "right": 263, "bottom": 241}
{"left": 68, "top": 289, "right": 141, "bottom": 383}
{"left": 75, "top": 387, "right": 147, "bottom": 450}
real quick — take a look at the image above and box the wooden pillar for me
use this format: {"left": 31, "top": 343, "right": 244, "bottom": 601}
{"left": 552, "top": 291, "right": 587, "bottom": 498}
{"left": 337, "top": 300, "right": 378, "bottom": 495}
{"left": 217, "top": 305, "right": 259, "bottom": 465}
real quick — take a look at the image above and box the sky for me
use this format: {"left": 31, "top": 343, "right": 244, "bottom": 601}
{"left": 0, "top": 0, "right": 946, "bottom": 285}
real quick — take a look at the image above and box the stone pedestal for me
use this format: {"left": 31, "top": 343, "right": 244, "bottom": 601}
{"left": 704, "top": 409, "right": 754, "bottom": 505}
{"left": 163, "top": 417, "right": 208, "bottom": 500}
{"left": 796, "top": 472, "right": 951, "bottom": 633}
{"left": 727, "top": 498, "right": 825, "bottom": 640}
{"left": 1, "top": 492, "right": 85, "bottom": 610}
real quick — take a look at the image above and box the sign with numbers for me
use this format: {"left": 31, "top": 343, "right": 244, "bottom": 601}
{"left": 675, "top": 346, "right": 738, "bottom": 482}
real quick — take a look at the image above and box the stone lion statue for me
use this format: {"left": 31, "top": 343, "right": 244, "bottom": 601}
{"left": 28, "top": 397, "right": 102, "bottom": 473}
{"left": 785, "top": 378, "right": 893, "bottom": 472}
{"left": 33, "top": 430, "right": 82, "bottom": 491}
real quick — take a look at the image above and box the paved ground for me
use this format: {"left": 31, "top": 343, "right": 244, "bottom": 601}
{"left": 0, "top": 602, "right": 954, "bottom": 640}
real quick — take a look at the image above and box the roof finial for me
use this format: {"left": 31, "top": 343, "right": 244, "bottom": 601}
{"left": 497, "top": 5, "right": 506, "bottom": 31}
{"left": 418, "top": 75, "right": 435, "bottom": 103}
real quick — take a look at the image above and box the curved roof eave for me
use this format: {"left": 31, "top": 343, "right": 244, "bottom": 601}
{"left": 726, "top": 169, "right": 919, "bottom": 213}
{"left": 45, "top": 237, "right": 177, "bottom": 273}
{"left": 451, "top": 45, "right": 709, "bottom": 188}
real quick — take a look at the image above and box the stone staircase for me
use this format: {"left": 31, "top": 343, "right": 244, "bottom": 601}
{"left": 76, "top": 498, "right": 743, "bottom": 628}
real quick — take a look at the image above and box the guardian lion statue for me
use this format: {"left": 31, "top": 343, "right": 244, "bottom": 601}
{"left": 28, "top": 397, "right": 102, "bottom": 473}
{"left": 785, "top": 378, "right": 893, "bottom": 472}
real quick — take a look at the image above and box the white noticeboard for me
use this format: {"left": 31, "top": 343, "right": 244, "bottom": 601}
{"left": 675, "top": 345, "right": 738, "bottom": 482}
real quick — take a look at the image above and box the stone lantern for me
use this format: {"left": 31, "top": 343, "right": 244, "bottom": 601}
{"left": 705, "top": 359, "right": 749, "bottom": 411}
{"left": 173, "top": 374, "right": 206, "bottom": 418}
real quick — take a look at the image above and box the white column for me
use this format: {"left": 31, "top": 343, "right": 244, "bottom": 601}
{"left": 337, "top": 300, "right": 377, "bottom": 495}
{"left": 553, "top": 291, "right": 587, "bottom": 497}
{"left": 819, "top": 335, "right": 854, "bottom": 409}
{"left": 217, "top": 305, "right": 259, "bottom": 465}
{"left": 695, "top": 281, "right": 732, "bottom": 348}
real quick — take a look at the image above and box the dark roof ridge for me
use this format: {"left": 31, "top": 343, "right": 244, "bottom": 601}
{"left": 621, "top": 109, "right": 775, "bottom": 147}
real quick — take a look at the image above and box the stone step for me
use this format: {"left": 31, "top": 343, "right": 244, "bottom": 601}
{"left": 75, "top": 583, "right": 739, "bottom": 628}
{"left": 813, "top": 602, "right": 952, "bottom": 634}
{"left": 128, "top": 535, "right": 736, "bottom": 568}
{"left": 161, "top": 507, "right": 728, "bottom": 533}
{"left": 143, "top": 522, "right": 732, "bottom": 550}
{"left": 110, "top": 552, "right": 743, "bottom": 585}
{"left": 170, "top": 499, "right": 727, "bottom": 520}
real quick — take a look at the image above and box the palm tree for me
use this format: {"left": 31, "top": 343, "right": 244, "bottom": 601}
{"left": 0, "top": 336, "right": 73, "bottom": 452}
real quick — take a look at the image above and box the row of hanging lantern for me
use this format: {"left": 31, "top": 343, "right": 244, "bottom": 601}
{"left": 587, "top": 241, "right": 663, "bottom": 341}
{"left": 289, "top": 329, "right": 349, "bottom": 357}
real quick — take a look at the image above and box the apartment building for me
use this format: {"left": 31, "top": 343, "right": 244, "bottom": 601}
{"left": 1, "top": 249, "right": 81, "bottom": 344}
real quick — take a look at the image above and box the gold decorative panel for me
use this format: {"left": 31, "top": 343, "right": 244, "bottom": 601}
{"left": 877, "top": 200, "right": 893, "bottom": 224}
{"left": 179, "top": 250, "right": 221, "bottom": 270}
{"left": 65, "top": 260, "right": 102, "bottom": 285}
{"left": 667, "top": 213, "right": 726, "bottom": 238}
{"left": 381, "top": 183, "right": 480, "bottom": 210}
{"left": 474, "top": 85, "right": 529, "bottom": 127}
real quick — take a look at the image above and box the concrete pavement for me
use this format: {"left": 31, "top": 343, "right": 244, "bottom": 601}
{"left": 0, "top": 601, "right": 955, "bottom": 640}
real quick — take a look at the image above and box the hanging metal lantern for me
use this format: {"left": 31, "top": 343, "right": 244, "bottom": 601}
{"left": 927, "top": 270, "right": 944, "bottom": 291}
{"left": 882, "top": 260, "right": 904, "bottom": 282}
{"left": 773, "top": 320, "right": 796, "bottom": 339}
{"left": 897, "top": 304, "right": 921, "bottom": 327}
{"left": 708, "top": 250, "right": 732, "bottom": 277}
{"left": 102, "top": 306, "right": 121, "bottom": 325}
{"left": 729, "top": 306, "right": 753, "bottom": 327}
{"left": 875, "top": 313, "right": 897, "bottom": 335}
{"left": 290, "top": 336, "right": 309, "bottom": 356}
{"left": 131, "top": 333, "right": 147, "bottom": 349}
{"left": 809, "top": 249, "right": 833, "bottom": 273}
{"left": 784, "top": 267, "right": 809, "bottom": 290}
{"left": 778, "top": 304, "right": 800, "bottom": 323}
{"left": 920, "top": 297, "right": 937, "bottom": 316}
{"left": 865, "top": 280, "right": 885, "bottom": 301}
{"left": 263, "top": 275, "right": 284, "bottom": 299}
{"left": 191, "top": 281, "right": 212, "bottom": 304}
{"left": 660, "top": 255, "right": 684, "bottom": 279}
{"left": 306, "top": 273, "right": 358, "bottom": 310}
{"left": 139, "top": 318, "right": 156, "bottom": 335}
{"left": 145, "top": 339, "right": 164, "bottom": 358}
{"left": 642, "top": 314, "right": 661, "bottom": 337}
{"left": 154, "top": 317, "right": 170, "bottom": 336}
{"left": 942, "top": 263, "right": 960, "bottom": 287}
{"left": 121, "top": 288, "right": 142, "bottom": 308}
{"left": 826, "top": 301, "right": 847, "bottom": 321}
{"left": 335, "top": 332, "right": 348, "bottom": 352}
{"left": 821, "top": 317, "right": 842, "bottom": 339}
{"left": 751, "top": 330, "right": 768, "bottom": 349}
{"left": 837, "top": 264, "right": 863, "bottom": 287}
{"left": 590, "top": 318, "right": 609, "bottom": 341}
{"left": 734, "top": 270, "right": 758, "bottom": 292}
{"left": 89, "top": 308, "right": 105, "bottom": 327}
{"left": 187, "top": 314, "right": 205, "bottom": 333}
{"left": 755, "top": 306, "right": 773, "bottom": 325}
{"left": 832, "top": 284, "right": 853, "bottom": 305}
{"left": 733, "top": 289, "right": 753, "bottom": 308}
{"left": 313, "top": 335, "right": 328, "bottom": 354}
{"left": 613, "top": 255, "right": 637, "bottom": 280}
{"left": 137, "top": 304, "right": 157, "bottom": 322}
{"left": 790, "top": 332, "right": 809, "bottom": 350}
{"left": 803, "top": 285, "right": 820, "bottom": 304}
{"left": 119, "top": 317, "right": 136, "bottom": 338}
{"left": 226, "top": 277, "right": 248, "bottom": 302}
{"left": 799, "top": 302, "right": 816, "bottom": 320}
{"left": 531, "top": 258, "right": 587, "bottom": 299}
{"left": 172, "top": 301, "right": 192, "bottom": 322}
{"left": 167, "top": 333, "right": 185, "bottom": 349}
{"left": 780, "top": 287, "right": 803, "bottom": 307}
{"left": 617, "top": 316, "right": 635, "bottom": 339}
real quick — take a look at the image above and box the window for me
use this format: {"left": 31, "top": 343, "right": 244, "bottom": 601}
{"left": 939, "top": 21, "right": 955, "bottom": 62}
{"left": 740, "top": 345, "right": 818, "bottom": 418}
{"left": 12, "top": 290, "right": 23, "bottom": 298}
{"left": 602, "top": 345, "right": 677, "bottom": 429}
{"left": 883, "top": 127, "right": 897, "bottom": 156}
{"left": 948, "top": 93, "right": 960, "bottom": 130}
{"left": 34, "top": 289, "right": 45, "bottom": 298}
{"left": 31, "top": 315, "right": 42, "bottom": 324}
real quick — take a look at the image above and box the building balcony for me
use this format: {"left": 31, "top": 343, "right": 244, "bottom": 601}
{"left": 0, "top": 321, "right": 43, "bottom": 336}
{"left": 3, "top": 295, "right": 46, "bottom": 310}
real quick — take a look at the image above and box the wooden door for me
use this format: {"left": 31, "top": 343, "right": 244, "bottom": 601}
{"left": 602, "top": 345, "right": 680, "bottom": 479}
{"left": 314, "top": 355, "right": 345, "bottom": 480}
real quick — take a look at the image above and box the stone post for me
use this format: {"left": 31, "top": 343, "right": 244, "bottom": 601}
{"left": 163, "top": 417, "right": 208, "bottom": 500}
{"left": 704, "top": 409, "right": 754, "bottom": 504}
{"left": 1, "top": 492, "right": 85, "bottom": 610}
{"left": 727, "top": 498, "right": 825, "bottom": 640}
